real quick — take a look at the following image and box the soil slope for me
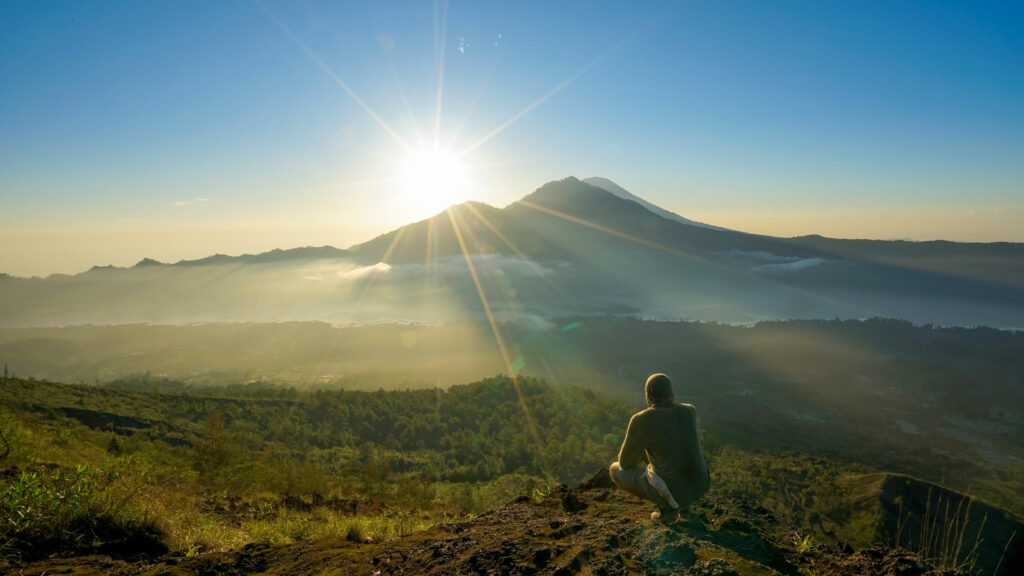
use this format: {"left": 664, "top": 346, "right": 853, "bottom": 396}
{"left": 13, "top": 471, "right": 1009, "bottom": 576}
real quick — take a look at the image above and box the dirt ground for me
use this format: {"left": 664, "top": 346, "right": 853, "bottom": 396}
{"left": 7, "top": 471, "right": 975, "bottom": 576}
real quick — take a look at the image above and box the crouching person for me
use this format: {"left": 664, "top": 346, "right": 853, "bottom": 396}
{"left": 609, "top": 373, "right": 710, "bottom": 525}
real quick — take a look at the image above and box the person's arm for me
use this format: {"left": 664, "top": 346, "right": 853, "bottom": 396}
{"left": 617, "top": 413, "right": 645, "bottom": 469}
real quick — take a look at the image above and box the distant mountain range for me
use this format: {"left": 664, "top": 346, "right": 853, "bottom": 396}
{"left": 2, "top": 177, "right": 1023, "bottom": 328}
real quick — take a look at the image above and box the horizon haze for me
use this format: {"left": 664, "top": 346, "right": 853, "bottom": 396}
{"left": 3, "top": 177, "right": 1023, "bottom": 331}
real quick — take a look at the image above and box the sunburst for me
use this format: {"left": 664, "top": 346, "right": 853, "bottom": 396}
{"left": 258, "top": 0, "right": 661, "bottom": 483}
{"left": 399, "top": 145, "right": 470, "bottom": 221}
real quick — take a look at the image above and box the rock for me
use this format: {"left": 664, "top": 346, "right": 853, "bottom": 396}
{"left": 559, "top": 490, "right": 588, "bottom": 513}
{"left": 580, "top": 468, "right": 615, "bottom": 490}
{"left": 532, "top": 547, "right": 552, "bottom": 567}
{"left": 692, "top": 558, "right": 740, "bottom": 576}
{"left": 716, "top": 516, "right": 755, "bottom": 532}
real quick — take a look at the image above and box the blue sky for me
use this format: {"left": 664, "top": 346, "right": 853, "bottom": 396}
{"left": 2, "top": 0, "right": 1023, "bottom": 276}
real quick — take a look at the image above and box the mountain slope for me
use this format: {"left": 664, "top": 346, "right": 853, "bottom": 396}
{"left": 583, "top": 176, "right": 730, "bottom": 231}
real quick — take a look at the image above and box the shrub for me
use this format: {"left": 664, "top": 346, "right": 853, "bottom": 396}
{"left": 0, "top": 464, "right": 163, "bottom": 562}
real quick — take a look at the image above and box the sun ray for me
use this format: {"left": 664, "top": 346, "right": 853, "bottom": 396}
{"left": 446, "top": 207, "right": 549, "bottom": 478}
{"left": 354, "top": 225, "right": 407, "bottom": 307}
{"left": 433, "top": 0, "right": 449, "bottom": 147}
{"left": 255, "top": 0, "right": 412, "bottom": 153}
{"left": 455, "top": 9, "right": 673, "bottom": 159}
{"left": 461, "top": 186, "right": 868, "bottom": 325}
{"left": 448, "top": 49, "right": 503, "bottom": 150}
{"left": 518, "top": 200, "right": 709, "bottom": 264}
{"left": 461, "top": 200, "right": 579, "bottom": 310}
{"left": 424, "top": 214, "right": 436, "bottom": 289}
{"left": 458, "top": 203, "right": 544, "bottom": 322}
{"left": 462, "top": 202, "right": 548, "bottom": 278}
{"left": 456, "top": 4, "right": 684, "bottom": 157}
{"left": 384, "top": 57, "right": 427, "bottom": 148}
{"left": 517, "top": 200, "right": 879, "bottom": 318}
{"left": 446, "top": 207, "right": 512, "bottom": 370}
{"left": 458, "top": 47, "right": 615, "bottom": 157}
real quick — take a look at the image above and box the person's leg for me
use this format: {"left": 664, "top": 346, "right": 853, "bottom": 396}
{"left": 609, "top": 462, "right": 655, "bottom": 501}
{"left": 610, "top": 462, "right": 682, "bottom": 524}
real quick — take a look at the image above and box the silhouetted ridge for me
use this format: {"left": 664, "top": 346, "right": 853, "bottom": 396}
{"left": 513, "top": 176, "right": 649, "bottom": 216}
{"left": 175, "top": 253, "right": 236, "bottom": 266}
{"left": 582, "top": 176, "right": 730, "bottom": 232}
{"left": 173, "top": 245, "right": 349, "bottom": 266}
{"left": 134, "top": 258, "right": 163, "bottom": 267}
{"left": 2, "top": 176, "right": 1023, "bottom": 327}
{"left": 506, "top": 177, "right": 805, "bottom": 257}
{"left": 349, "top": 201, "right": 511, "bottom": 265}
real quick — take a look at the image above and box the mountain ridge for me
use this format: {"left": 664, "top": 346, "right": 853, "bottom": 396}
{"left": 5, "top": 176, "right": 1022, "bottom": 277}
{"left": 1, "top": 177, "right": 1023, "bottom": 328}
{"left": 582, "top": 176, "right": 731, "bottom": 232}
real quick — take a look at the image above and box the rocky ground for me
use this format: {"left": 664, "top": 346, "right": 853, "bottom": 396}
{"left": 7, "top": 471, "right": 979, "bottom": 576}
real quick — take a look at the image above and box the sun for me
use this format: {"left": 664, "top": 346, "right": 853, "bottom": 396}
{"left": 398, "top": 145, "right": 471, "bottom": 220}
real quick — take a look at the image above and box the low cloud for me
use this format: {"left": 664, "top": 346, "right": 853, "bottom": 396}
{"left": 336, "top": 254, "right": 560, "bottom": 283}
{"left": 752, "top": 258, "right": 825, "bottom": 274}
{"left": 341, "top": 262, "right": 392, "bottom": 280}
{"left": 173, "top": 198, "right": 212, "bottom": 207}
{"left": 723, "top": 250, "right": 827, "bottom": 273}
{"left": 391, "top": 254, "right": 559, "bottom": 278}
{"left": 725, "top": 250, "right": 800, "bottom": 263}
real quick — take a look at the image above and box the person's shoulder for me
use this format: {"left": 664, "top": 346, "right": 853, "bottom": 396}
{"left": 677, "top": 403, "right": 698, "bottom": 414}
{"left": 630, "top": 406, "right": 655, "bottom": 421}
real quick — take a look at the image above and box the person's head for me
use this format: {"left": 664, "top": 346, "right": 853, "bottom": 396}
{"left": 645, "top": 373, "right": 675, "bottom": 407}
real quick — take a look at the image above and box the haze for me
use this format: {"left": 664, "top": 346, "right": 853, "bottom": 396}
{"left": 2, "top": 1, "right": 1023, "bottom": 278}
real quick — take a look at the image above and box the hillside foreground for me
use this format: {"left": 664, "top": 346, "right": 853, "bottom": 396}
{"left": 11, "top": 470, "right": 1022, "bottom": 576}
{"left": 1, "top": 374, "right": 1021, "bottom": 576}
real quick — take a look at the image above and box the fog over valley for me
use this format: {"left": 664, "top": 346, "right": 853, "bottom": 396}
{"left": 3, "top": 178, "right": 1023, "bottom": 329}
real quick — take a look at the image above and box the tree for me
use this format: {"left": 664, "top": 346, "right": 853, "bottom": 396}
{"left": 0, "top": 362, "right": 9, "bottom": 461}
{"left": 352, "top": 442, "right": 390, "bottom": 500}
{"left": 0, "top": 426, "right": 8, "bottom": 462}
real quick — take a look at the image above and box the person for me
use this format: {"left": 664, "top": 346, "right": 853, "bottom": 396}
{"left": 609, "top": 373, "right": 710, "bottom": 524}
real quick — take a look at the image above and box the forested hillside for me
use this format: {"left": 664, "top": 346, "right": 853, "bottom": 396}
{"left": 4, "top": 318, "right": 1022, "bottom": 518}
{"left": 3, "top": 375, "right": 1022, "bottom": 575}
{"left": 0, "top": 375, "right": 632, "bottom": 561}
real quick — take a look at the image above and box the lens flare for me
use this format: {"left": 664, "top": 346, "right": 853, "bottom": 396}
{"left": 399, "top": 146, "right": 470, "bottom": 220}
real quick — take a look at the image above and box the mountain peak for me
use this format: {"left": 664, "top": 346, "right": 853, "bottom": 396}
{"left": 134, "top": 257, "right": 164, "bottom": 267}
{"left": 514, "top": 176, "right": 621, "bottom": 208}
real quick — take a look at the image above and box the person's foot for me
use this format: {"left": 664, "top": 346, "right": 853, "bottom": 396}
{"left": 651, "top": 507, "right": 680, "bottom": 525}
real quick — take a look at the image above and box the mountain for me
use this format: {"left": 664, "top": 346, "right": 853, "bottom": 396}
{"left": 582, "top": 176, "right": 730, "bottom": 231}
{"left": 1, "top": 176, "right": 1023, "bottom": 328}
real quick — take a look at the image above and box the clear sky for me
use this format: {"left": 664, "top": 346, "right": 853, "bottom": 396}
{"left": 2, "top": 0, "right": 1023, "bottom": 277}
